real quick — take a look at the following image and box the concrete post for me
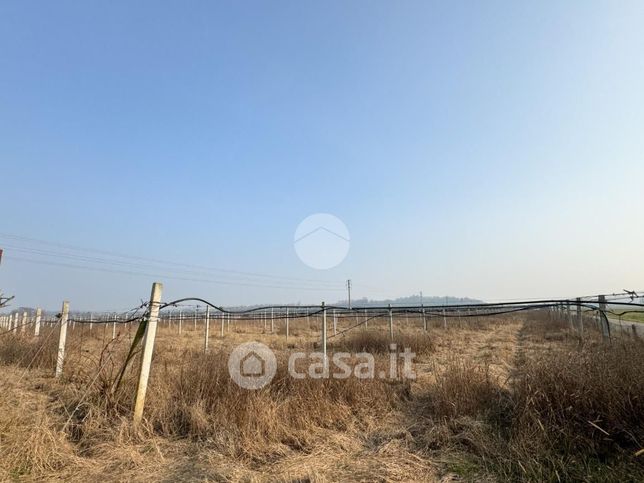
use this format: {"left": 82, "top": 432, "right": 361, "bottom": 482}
{"left": 388, "top": 304, "right": 394, "bottom": 340}
{"left": 220, "top": 312, "right": 225, "bottom": 337}
{"left": 285, "top": 307, "right": 290, "bottom": 340}
{"left": 112, "top": 320, "right": 116, "bottom": 339}
{"left": 20, "top": 311, "right": 28, "bottom": 334}
{"left": 443, "top": 308, "right": 447, "bottom": 329}
{"left": 133, "top": 282, "right": 163, "bottom": 424}
{"left": 333, "top": 309, "right": 337, "bottom": 336}
{"left": 576, "top": 298, "right": 583, "bottom": 338}
{"left": 204, "top": 306, "right": 210, "bottom": 352}
{"left": 321, "top": 302, "right": 327, "bottom": 366}
{"left": 34, "top": 308, "right": 42, "bottom": 336}
{"left": 55, "top": 301, "right": 70, "bottom": 378}
{"left": 599, "top": 295, "right": 609, "bottom": 341}
{"left": 422, "top": 304, "right": 427, "bottom": 331}
{"left": 178, "top": 309, "right": 183, "bottom": 335}
{"left": 270, "top": 307, "right": 274, "bottom": 333}
{"left": 567, "top": 302, "right": 573, "bottom": 332}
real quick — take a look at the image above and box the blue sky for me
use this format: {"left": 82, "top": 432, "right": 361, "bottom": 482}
{"left": 1, "top": 1, "right": 643, "bottom": 310}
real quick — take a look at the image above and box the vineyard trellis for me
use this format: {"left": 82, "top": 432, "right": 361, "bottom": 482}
{"left": 0, "top": 282, "right": 643, "bottom": 421}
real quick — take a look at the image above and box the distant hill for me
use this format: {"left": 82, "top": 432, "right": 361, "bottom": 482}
{"left": 335, "top": 295, "right": 483, "bottom": 307}
{"left": 219, "top": 295, "right": 484, "bottom": 311}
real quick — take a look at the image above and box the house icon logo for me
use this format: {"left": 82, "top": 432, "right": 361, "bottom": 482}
{"left": 294, "top": 213, "right": 350, "bottom": 270}
{"left": 240, "top": 351, "right": 265, "bottom": 377}
{"left": 228, "top": 342, "right": 277, "bottom": 389}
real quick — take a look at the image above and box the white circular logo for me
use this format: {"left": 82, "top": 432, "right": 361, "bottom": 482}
{"left": 228, "top": 342, "right": 277, "bottom": 390}
{"left": 294, "top": 213, "right": 350, "bottom": 270}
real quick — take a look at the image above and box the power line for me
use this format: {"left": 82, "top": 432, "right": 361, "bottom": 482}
{"left": 5, "top": 256, "right": 346, "bottom": 292}
{"left": 0, "top": 232, "right": 344, "bottom": 286}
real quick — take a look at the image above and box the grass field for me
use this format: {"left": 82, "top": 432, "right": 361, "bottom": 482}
{"left": 615, "top": 311, "right": 644, "bottom": 324}
{"left": 0, "top": 311, "right": 643, "bottom": 481}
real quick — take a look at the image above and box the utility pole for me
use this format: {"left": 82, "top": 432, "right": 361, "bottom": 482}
{"left": 347, "top": 279, "right": 352, "bottom": 309}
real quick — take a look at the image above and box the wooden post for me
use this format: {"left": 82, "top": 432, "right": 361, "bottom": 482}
{"left": 34, "top": 308, "right": 42, "bottom": 336}
{"left": 388, "top": 304, "right": 394, "bottom": 340}
{"left": 133, "top": 282, "right": 163, "bottom": 424}
{"left": 55, "top": 301, "right": 70, "bottom": 378}
{"left": 204, "top": 306, "right": 210, "bottom": 352}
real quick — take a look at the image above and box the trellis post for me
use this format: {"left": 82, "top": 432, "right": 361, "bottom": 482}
{"left": 422, "top": 304, "right": 427, "bottom": 331}
{"left": 599, "top": 295, "right": 609, "bottom": 341}
{"left": 133, "top": 282, "right": 163, "bottom": 423}
{"left": 55, "top": 301, "right": 69, "bottom": 378}
{"left": 285, "top": 307, "right": 290, "bottom": 340}
{"left": 321, "top": 302, "right": 327, "bottom": 366}
{"left": 204, "top": 306, "right": 210, "bottom": 352}
{"left": 576, "top": 298, "right": 583, "bottom": 339}
{"left": 34, "top": 308, "right": 42, "bottom": 336}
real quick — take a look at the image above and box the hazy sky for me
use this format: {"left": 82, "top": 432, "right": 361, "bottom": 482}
{"left": 1, "top": 1, "right": 643, "bottom": 311}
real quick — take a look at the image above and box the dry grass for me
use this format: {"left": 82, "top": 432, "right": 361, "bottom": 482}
{"left": 92, "top": 349, "right": 408, "bottom": 460}
{"left": 1, "top": 313, "right": 643, "bottom": 481}
{"left": 0, "top": 329, "right": 59, "bottom": 369}
{"left": 410, "top": 312, "right": 644, "bottom": 481}
{"left": 332, "top": 328, "right": 435, "bottom": 355}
